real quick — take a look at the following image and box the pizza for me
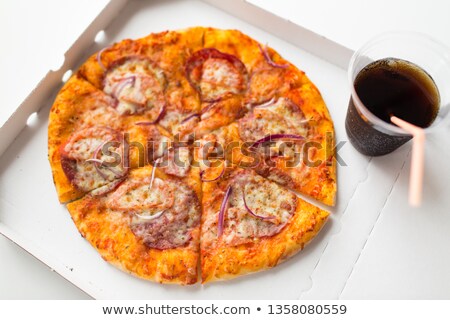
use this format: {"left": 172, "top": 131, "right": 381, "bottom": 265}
{"left": 48, "top": 27, "right": 336, "bottom": 285}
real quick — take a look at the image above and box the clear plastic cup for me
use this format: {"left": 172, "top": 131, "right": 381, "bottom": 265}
{"left": 345, "top": 31, "right": 450, "bottom": 156}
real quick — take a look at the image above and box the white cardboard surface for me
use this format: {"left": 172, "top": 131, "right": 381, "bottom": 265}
{"left": 0, "top": 0, "right": 110, "bottom": 127}
{"left": 249, "top": 0, "right": 450, "bottom": 52}
{"left": 341, "top": 128, "right": 450, "bottom": 299}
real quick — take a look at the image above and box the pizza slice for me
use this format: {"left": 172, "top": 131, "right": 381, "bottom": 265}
{"left": 79, "top": 29, "right": 206, "bottom": 139}
{"left": 48, "top": 74, "right": 176, "bottom": 203}
{"left": 48, "top": 75, "right": 129, "bottom": 203}
{"left": 66, "top": 165, "right": 202, "bottom": 285}
{"left": 196, "top": 85, "right": 336, "bottom": 206}
{"left": 184, "top": 48, "right": 249, "bottom": 138}
{"left": 239, "top": 86, "right": 337, "bottom": 206}
{"left": 200, "top": 167, "right": 329, "bottom": 283}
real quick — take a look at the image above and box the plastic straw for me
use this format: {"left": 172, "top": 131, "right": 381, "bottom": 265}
{"left": 390, "top": 116, "right": 425, "bottom": 207}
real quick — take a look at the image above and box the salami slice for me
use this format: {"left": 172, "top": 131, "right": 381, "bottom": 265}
{"left": 202, "top": 171, "right": 297, "bottom": 247}
{"left": 103, "top": 56, "right": 166, "bottom": 121}
{"left": 185, "top": 48, "right": 248, "bottom": 102}
{"left": 60, "top": 126, "right": 128, "bottom": 194}
{"left": 106, "top": 175, "right": 200, "bottom": 250}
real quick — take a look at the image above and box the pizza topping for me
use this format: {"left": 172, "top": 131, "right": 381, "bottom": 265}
{"left": 247, "top": 69, "right": 286, "bottom": 104}
{"left": 96, "top": 46, "right": 111, "bottom": 71}
{"left": 103, "top": 57, "right": 166, "bottom": 119}
{"left": 108, "top": 176, "right": 175, "bottom": 212}
{"left": 181, "top": 113, "right": 201, "bottom": 124}
{"left": 89, "top": 178, "right": 125, "bottom": 197}
{"left": 158, "top": 109, "right": 199, "bottom": 137}
{"left": 199, "top": 102, "right": 222, "bottom": 121}
{"left": 242, "top": 185, "right": 277, "bottom": 222}
{"left": 112, "top": 76, "right": 136, "bottom": 99}
{"left": 86, "top": 140, "right": 115, "bottom": 180}
{"left": 148, "top": 160, "right": 159, "bottom": 191}
{"left": 133, "top": 104, "right": 166, "bottom": 126}
{"left": 202, "top": 171, "right": 296, "bottom": 247}
{"left": 200, "top": 164, "right": 225, "bottom": 182}
{"left": 258, "top": 43, "right": 289, "bottom": 69}
{"left": 239, "top": 98, "right": 308, "bottom": 160}
{"left": 185, "top": 48, "right": 248, "bottom": 102}
{"left": 252, "top": 97, "right": 276, "bottom": 109}
{"left": 224, "top": 173, "right": 296, "bottom": 245}
{"left": 250, "top": 133, "right": 305, "bottom": 149}
{"left": 80, "top": 105, "right": 121, "bottom": 128}
{"left": 60, "top": 126, "right": 128, "bottom": 193}
{"left": 161, "top": 146, "right": 191, "bottom": 177}
{"left": 239, "top": 98, "right": 309, "bottom": 159}
{"left": 106, "top": 175, "right": 200, "bottom": 249}
{"left": 218, "top": 185, "right": 232, "bottom": 237}
{"left": 134, "top": 209, "right": 165, "bottom": 221}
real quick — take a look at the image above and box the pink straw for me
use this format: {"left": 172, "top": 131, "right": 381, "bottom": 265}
{"left": 390, "top": 116, "right": 425, "bottom": 207}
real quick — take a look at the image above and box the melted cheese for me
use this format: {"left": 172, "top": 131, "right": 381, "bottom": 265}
{"left": 64, "top": 127, "right": 127, "bottom": 192}
{"left": 109, "top": 178, "right": 174, "bottom": 213}
{"left": 202, "top": 172, "right": 296, "bottom": 247}
{"left": 80, "top": 106, "right": 121, "bottom": 128}
{"left": 200, "top": 58, "right": 244, "bottom": 100}
{"left": 164, "top": 147, "right": 191, "bottom": 177}
{"left": 239, "top": 98, "right": 309, "bottom": 159}
{"left": 106, "top": 174, "right": 200, "bottom": 249}
{"left": 103, "top": 59, "right": 165, "bottom": 115}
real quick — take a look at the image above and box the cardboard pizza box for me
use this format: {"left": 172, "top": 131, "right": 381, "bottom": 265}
{"left": 0, "top": 0, "right": 449, "bottom": 299}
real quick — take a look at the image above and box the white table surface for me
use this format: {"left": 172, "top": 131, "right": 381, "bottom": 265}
{"left": 1, "top": 0, "right": 449, "bottom": 299}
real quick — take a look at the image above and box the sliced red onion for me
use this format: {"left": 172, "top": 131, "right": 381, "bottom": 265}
{"left": 299, "top": 117, "right": 313, "bottom": 124}
{"left": 149, "top": 166, "right": 157, "bottom": 191}
{"left": 243, "top": 187, "right": 276, "bottom": 221}
{"left": 105, "top": 166, "right": 125, "bottom": 179}
{"left": 152, "top": 104, "right": 166, "bottom": 124}
{"left": 149, "top": 157, "right": 163, "bottom": 191}
{"left": 200, "top": 102, "right": 219, "bottom": 121}
{"left": 112, "top": 76, "right": 136, "bottom": 99}
{"left": 85, "top": 158, "right": 103, "bottom": 165}
{"left": 258, "top": 43, "right": 289, "bottom": 69}
{"left": 135, "top": 121, "right": 153, "bottom": 126}
{"left": 200, "top": 165, "right": 225, "bottom": 182}
{"left": 251, "top": 134, "right": 305, "bottom": 148}
{"left": 181, "top": 113, "right": 200, "bottom": 124}
{"left": 202, "top": 96, "right": 223, "bottom": 104}
{"left": 96, "top": 46, "right": 111, "bottom": 71}
{"left": 134, "top": 210, "right": 165, "bottom": 221}
{"left": 134, "top": 104, "right": 166, "bottom": 126}
{"left": 253, "top": 97, "right": 276, "bottom": 109}
{"left": 200, "top": 102, "right": 217, "bottom": 114}
{"left": 88, "top": 141, "right": 109, "bottom": 180}
{"left": 218, "top": 186, "right": 232, "bottom": 237}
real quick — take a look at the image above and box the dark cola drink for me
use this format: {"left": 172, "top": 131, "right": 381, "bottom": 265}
{"left": 346, "top": 58, "right": 440, "bottom": 156}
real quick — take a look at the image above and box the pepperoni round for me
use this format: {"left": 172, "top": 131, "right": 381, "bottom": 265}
{"left": 248, "top": 68, "right": 288, "bottom": 104}
{"left": 202, "top": 171, "right": 296, "bottom": 247}
{"left": 185, "top": 48, "right": 248, "bottom": 102}
{"left": 107, "top": 176, "right": 175, "bottom": 212}
{"left": 103, "top": 56, "right": 166, "bottom": 120}
{"left": 60, "top": 126, "right": 128, "bottom": 194}
{"left": 239, "top": 98, "right": 308, "bottom": 142}
{"left": 106, "top": 175, "right": 200, "bottom": 250}
{"left": 161, "top": 146, "right": 191, "bottom": 178}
